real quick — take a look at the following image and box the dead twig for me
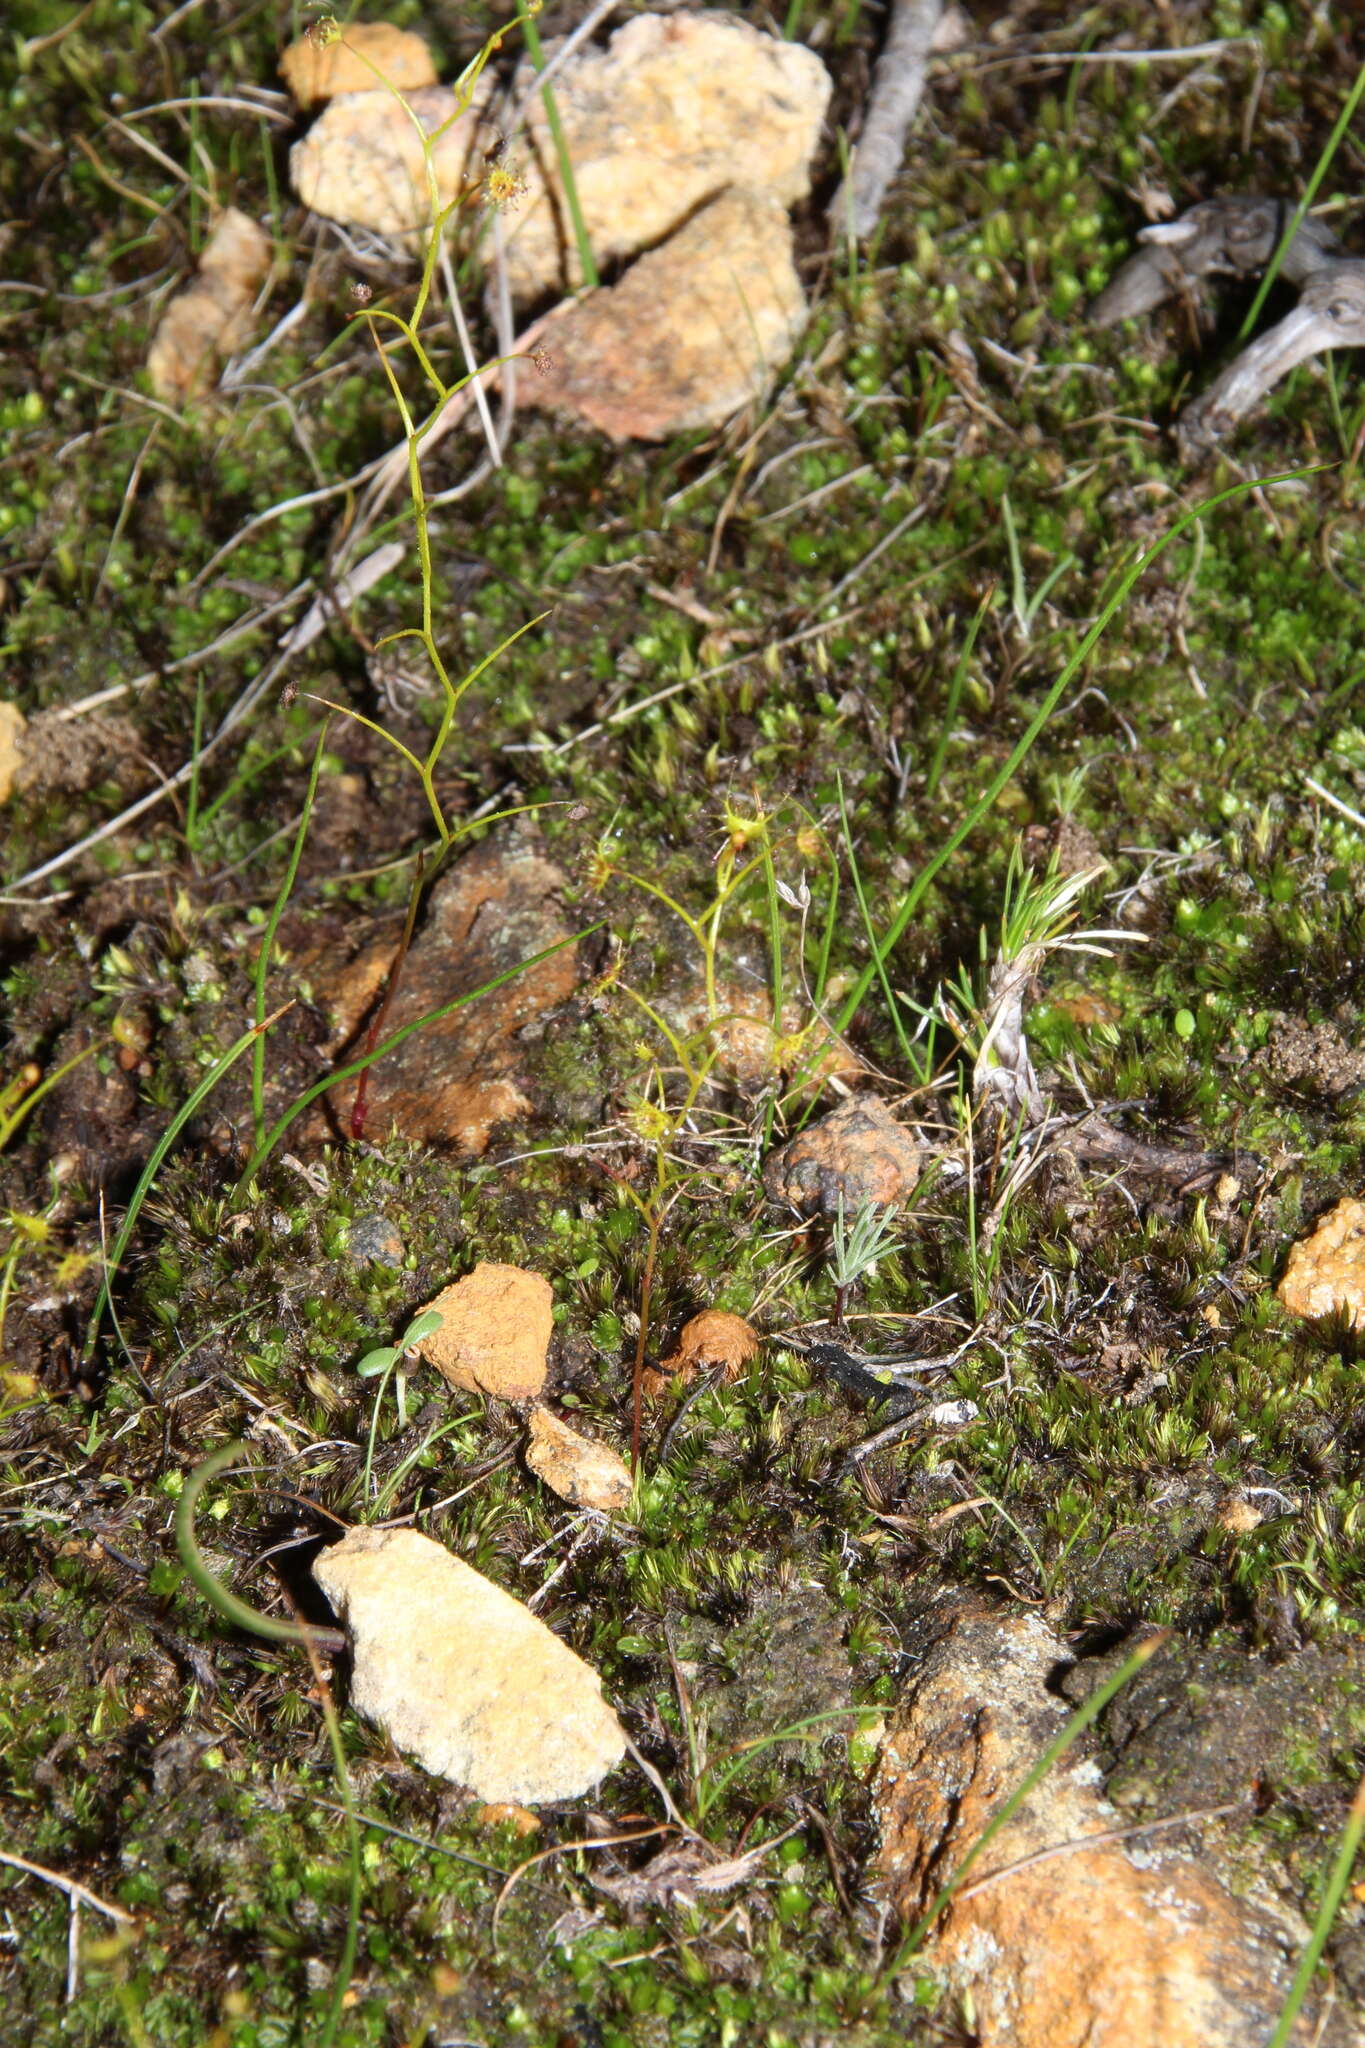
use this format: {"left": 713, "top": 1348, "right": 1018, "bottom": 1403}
{"left": 0, "top": 1847, "right": 138, "bottom": 1926}
{"left": 828, "top": 0, "right": 944, "bottom": 241}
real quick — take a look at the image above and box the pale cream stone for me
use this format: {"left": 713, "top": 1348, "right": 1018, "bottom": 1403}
{"left": 314, "top": 1527, "right": 625, "bottom": 1803}
{"left": 290, "top": 86, "right": 491, "bottom": 244}
{"left": 501, "top": 12, "right": 831, "bottom": 301}
{"left": 526, "top": 1406, "right": 633, "bottom": 1514}
{"left": 416, "top": 1262, "right": 552, "bottom": 1401}
{"left": 0, "top": 703, "right": 27, "bottom": 804}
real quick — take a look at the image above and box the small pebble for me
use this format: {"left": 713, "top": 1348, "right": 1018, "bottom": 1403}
{"left": 346, "top": 1213, "right": 406, "bottom": 1268}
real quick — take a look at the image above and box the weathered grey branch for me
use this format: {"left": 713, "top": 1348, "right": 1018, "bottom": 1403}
{"left": 828, "top": 0, "right": 944, "bottom": 241}
{"left": 1090, "top": 195, "right": 1340, "bottom": 328}
{"left": 1177, "top": 258, "right": 1365, "bottom": 458}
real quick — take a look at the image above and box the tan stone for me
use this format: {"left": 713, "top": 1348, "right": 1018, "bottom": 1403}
{"left": 280, "top": 23, "right": 438, "bottom": 109}
{"left": 290, "top": 85, "right": 491, "bottom": 243}
{"left": 1215, "top": 1496, "right": 1264, "bottom": 1536}
{"left": 501, "top": 12, "right": 831, "bottom": 302}
{"left": 1277, "top": 1196, "right": 1365, "bottom": 1328}
{"left": 874, "top": 1604, "right": 1328, "bottom": 2048}
{"left": 11, "top": 709, "right": 148, "bottom": 800}
{"left": 526, "top": 188, "right": 806, "bottom": 442}
{"left": 525, "top": 1406, "right": 633, "bottom": 1514}
{"left": 475, "top": 1802, "right": 540, "bottom": 1834}
{"left": 313, "top": 1527, "right": 625, "bottom": 1804}
{"left": 416, "top": 1263, "right": 551, "bottom": 1402}
{"left": 0, "top": 702, "right": 27, "bottom": 804}
{"left": 763, "top": 1096, "right": 920, "bottom": 1217}
{"left": 147, "top": 208, "right": 271, "bottom": 402}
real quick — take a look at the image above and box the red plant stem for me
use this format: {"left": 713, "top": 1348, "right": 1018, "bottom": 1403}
{"left": 350, "top": 851, "right": 424, "bottom": 1141}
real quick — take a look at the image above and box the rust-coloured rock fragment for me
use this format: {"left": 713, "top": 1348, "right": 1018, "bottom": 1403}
{"left": 763, "top": 1096, "right": 919, "bottom": 1217}
{"left": 417, "top": 1263, "right": 552, "bottom": 1402}
{"left": 874, "top": 1602, "right": 1335, "bottom": 2047}
{"left": 314, "top": 835, "right": 581, "bottom": 1156}
{"left": 525, "top": 189, "right": 806, "bottom": 442}
{"left": 1277, "top": 1195, "right": 1365, "bottom": 1329}
{"left": 660, "top": 1311, "right": 760, "bottom": 1385}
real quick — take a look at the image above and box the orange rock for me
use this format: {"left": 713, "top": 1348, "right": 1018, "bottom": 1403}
{"left": 525, "top": 1406, "right": 633, "bottom": 1513}
{"left": 1215, "top": 1496, "right": 1264, "bottom": 1536}
{"left": 280, "top": 22, "right": 438, "bottom": 108}
{"left": 475, "top": 1802, "right": 541, "bottom": 1835}
{"left": 1277, "top": 1196, "right": 1365, "bottom": 1328}
{"left": 659, "top": 1310, "right": 760, "bottom": 1385}
{"left": 1052, "top": 992, "right": 1120, "bottom": 1027}
{"left": 417, "top": 1263, "right": 552, "bottom": 1402}
{"left": 874, "top": 1604, "right": 1327, "bottom": 2048}
{"left": 763, "top": 1096, "right": 919, "bottom": 1217}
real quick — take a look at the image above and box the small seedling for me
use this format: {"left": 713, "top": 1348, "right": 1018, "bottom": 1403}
{"left": 357, "top": 1307, "right": 445, "bottom": 1504}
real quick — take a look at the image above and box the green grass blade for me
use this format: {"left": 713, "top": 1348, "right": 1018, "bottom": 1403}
{"left": 827, "top": 469, "right": 1322, "bottom": 1056}
{"left": 924, "top": 593, "right": 987, "bottom": 804}
{"left": 252, "top": 720, "right": 329, "bottom": 1148}
{"left": 175, "top": 1441, "right": 361, "bottom": 2048}
{"left": 83, "top": 1007, "right": 289, "bottom": 1363}
{"left": 513, "top": 0, "right": 598, "bottom": 290}
{"left": 1265, "top": 1768, "right": 1365, "bottom": 2048}
{"left": 1237, "top": 59, "right": 1365, "bottom": 344}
